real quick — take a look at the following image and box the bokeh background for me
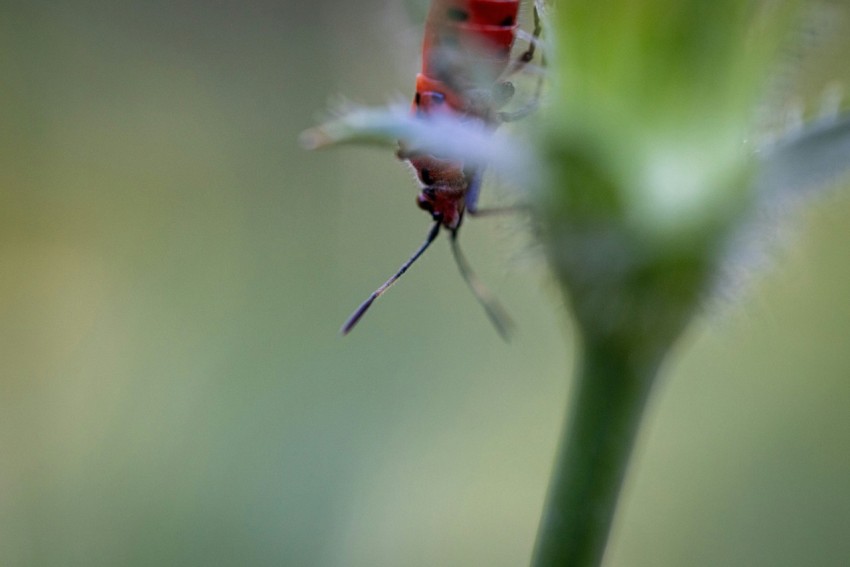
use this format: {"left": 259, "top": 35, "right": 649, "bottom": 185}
{"left": 2, "top": 1, "right": 850, "bottom": 565}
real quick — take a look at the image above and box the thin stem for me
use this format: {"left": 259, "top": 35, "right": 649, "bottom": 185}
{"left": 531, "top": 332, "right": 664, "bottom": 567}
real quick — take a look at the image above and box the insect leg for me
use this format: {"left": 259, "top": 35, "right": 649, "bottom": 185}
{"left": 465, "top": 170, "right": 485, "bottom": 213}
{"left": 497, "top": 82, "right": 542, "bottom": 121}
{"left": 497, "top": 1, "right": 548, "bottom": 122}
{"left": 341, "top": 220, "right": 442, "bottom": 335}
{"left": 505, "top": 0, "right": 544, "bottom": 76}
{"left": 465, "top": 171, "right": 528, "bottom": 216}
{"left": 449, "top": 229, "right": 514, "bottom": 340}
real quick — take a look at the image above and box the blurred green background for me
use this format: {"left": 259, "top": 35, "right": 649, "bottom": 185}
{"left": 2, "top": 1, "right": 849, "bottom": 565}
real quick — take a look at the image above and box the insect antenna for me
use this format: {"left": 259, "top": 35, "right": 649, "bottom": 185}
{"left": 448, "top": 230, "right": 514, "bottom": 341}
{"left": 341, "top": 220, "right": 442, "bottom": 335}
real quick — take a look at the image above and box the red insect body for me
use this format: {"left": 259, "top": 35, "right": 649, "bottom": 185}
{"left": 421, "top": 0, "right": 520, "bottom": 86}
{"left": 407, "top": 0, "right": 521, "bottom": 229}
{"left": 342, "top": 0, "right": 534, "bottom": 337}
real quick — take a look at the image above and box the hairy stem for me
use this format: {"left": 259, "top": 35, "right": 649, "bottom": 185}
{"left": 531, "top": 331, "right": 665, "bottom": 567}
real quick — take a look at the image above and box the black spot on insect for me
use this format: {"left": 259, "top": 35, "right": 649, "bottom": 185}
{"left": 415, "top": 92, "right": 421, "bottom": 105}
{"left": 500, "top": 16, "right": 514, "bottom": 26}
{"left": 446, "top": 8, "right": 469, "bottom": 22}
{"left": 420, "top": 168, "right": 435, "bottom": 185}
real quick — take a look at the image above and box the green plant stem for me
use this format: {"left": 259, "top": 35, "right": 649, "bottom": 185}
{"left": 531, "top": 332, "right": 664, "bottom": 567}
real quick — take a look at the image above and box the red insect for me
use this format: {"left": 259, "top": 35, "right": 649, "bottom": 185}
{"left": 342, "top": 0, "right": 543, "bottom": 338}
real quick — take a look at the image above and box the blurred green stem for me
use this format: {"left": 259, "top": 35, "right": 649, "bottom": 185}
{"left": 532, "top": 329, "right": 664, "bottom": 567}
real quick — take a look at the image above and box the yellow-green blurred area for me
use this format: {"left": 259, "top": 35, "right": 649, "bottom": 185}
{"left": 1, "top": 1, "right": 849, "bottom": 566}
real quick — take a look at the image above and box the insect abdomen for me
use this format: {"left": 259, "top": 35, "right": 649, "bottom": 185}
{"left": 420, "top": 0, "right": 521, "bottom": 110}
